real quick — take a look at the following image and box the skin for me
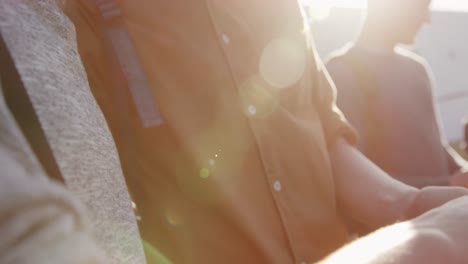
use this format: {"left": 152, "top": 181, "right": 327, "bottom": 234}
{"left": 331, "top": 138, "right": 468, "bottom": 228}
{"left": 323, "top": 138, "right": 468, "bottom": 263}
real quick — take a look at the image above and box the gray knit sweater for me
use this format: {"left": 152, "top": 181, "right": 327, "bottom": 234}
{"left": 0, "top": 0, "right": 145, "bottom": 263}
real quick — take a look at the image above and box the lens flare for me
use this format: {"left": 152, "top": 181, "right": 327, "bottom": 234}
{"left": 209, "top": 159, "right": 216, "bottom": 167}
{"left": 164, "top": 208, "right": 184, "bottom": 227}
{"left": 259, "top": 38, "right": 306, "bottom": 89}
{"left": 308, "top": 1, "right": 331, "bottom": 21}
{"left": 142, "top": 240, "right": 173, "bottom": 264}
{"left": 239, "top": 75, "right": 280, "bottom": 118}
{"left": 199, "top": 167, "right": 210, "bottom": 179}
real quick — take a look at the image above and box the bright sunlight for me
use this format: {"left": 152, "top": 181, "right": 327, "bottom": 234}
{"left": 302, "top": 0, "right": 468, "bottom": 21}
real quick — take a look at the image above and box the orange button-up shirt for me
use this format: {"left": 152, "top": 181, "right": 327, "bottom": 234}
{"left": 66, "top": 1, "right": 356, "bottom": 263}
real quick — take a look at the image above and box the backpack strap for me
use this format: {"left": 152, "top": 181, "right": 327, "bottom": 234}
{"left": 0, "top": 32, "right": 65, "bottom": 184}
{"left": 92, "top": 0, "right": 163, "bottom": 128}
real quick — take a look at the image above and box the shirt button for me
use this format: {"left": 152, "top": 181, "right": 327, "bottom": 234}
{"left": 222, "top": 33, "right": 230, "bottom": 44}
{"left": 273, "top": 180, "right": 282, "bottom": 192}
{"left": 247, "top": 105, "right": 257, "bottom": 116}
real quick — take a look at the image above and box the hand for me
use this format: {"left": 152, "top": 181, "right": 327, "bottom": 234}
{"left": 449, "top": 168, "right": 468, "bottom": 188}
{"left": 411, "top": 195, "right": 468, "bottom": 263}
{"left": 321, "top": 197, "right": 468, "bottom": 264}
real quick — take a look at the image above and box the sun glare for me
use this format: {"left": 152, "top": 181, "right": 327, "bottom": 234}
{"left": 323, "top": 222, "right": 418, "bottom": 263}
{"left": 301, "top": 0, "right": 468, "bottom": 21}
{"left": 301, "top": 0, "right": 332, "bottom": 21}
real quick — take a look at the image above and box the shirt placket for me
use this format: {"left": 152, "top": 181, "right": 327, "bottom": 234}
{"left": 203, "top": 1, "right": 313, "bottom": 263}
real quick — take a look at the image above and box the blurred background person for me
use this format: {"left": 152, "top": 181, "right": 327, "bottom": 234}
{"left": 319, "top": 0, "right": 468, "bottom": 188}
{"left": 464, "top": 117, "right": 468, "bottom": 154}
{"left": 450, "top": 117, "right": 468, "bottom": 186}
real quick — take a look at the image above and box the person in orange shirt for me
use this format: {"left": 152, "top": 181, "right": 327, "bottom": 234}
{"left": 65, "top": 0, "right": 468, "bottom": 263}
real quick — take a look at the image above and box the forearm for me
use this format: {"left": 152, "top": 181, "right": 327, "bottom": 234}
{"left": 320, "top": 222, "right": 457, "bottom": 264}
{"left": 331, "top": 138, "right": 468, "bottom": 228}
{"left": 330, "top": 139, "right": 417, "bottom": 228}
{"left": 324, "top": 195, "right": 468, "bottom": 264}
{"left": 391, "top": 174, "right": 448, "bottom": 189}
